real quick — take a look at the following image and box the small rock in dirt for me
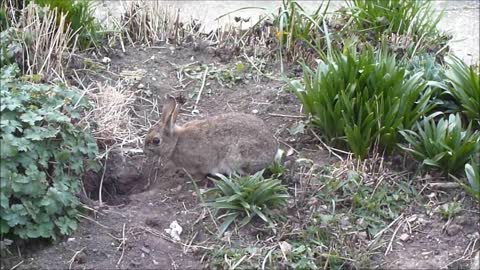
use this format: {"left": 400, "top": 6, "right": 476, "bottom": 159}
{"left": 141, "top": 253, "right": 145, "bottom": 258}
{"left": 446, "top": 224, "right": 463, "bottom": 236}
{"left": 251, "top": 109, "right": 259, "bottom": 114}
{"left": 92, "top": 249, "right": 98, "bottom": 253}
{"left": 102, "top": 57, "right": 111, "bottom": 64}
{"left": 399, "top": 233, "right": 410, "bottom": 242}
{"left": 455, "top": 215, "right": 470, "bottom": 226}
{"left": 153, "top": 259, "right": 159, "bottom": 265}
{"left": 137, "top": 83, "right": 145, "bottom": 89}
{"left": 67, "top": 237, "right": 75, "bottom": 242}
{"left": 76, "top": 253, "right": 86, "bottom": 264}
{"left": 358, "top": 231, "right": 368, "bottom": 240}
{"left": 165, "top": 220, "right": 183, "bottom": 241}
{"left": 145, "top": 217, "right": 161, "bottom": 228}
{"left": 141, "top": 247, "right": 151, "bottom": 254}
{"left": 151, "top": 77, "right": 157, "bottom": 81}
{"left": 279, "top": 241, "right": 292, "bottom": 256}
{"left": 130, "top": 259, "right": 141, "bottom": 266}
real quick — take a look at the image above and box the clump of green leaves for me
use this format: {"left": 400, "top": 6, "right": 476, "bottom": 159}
{"left": 345, "top": 0, "right": 443, "bottom": 40}
{"left": 442, "top": 56, "right": 480, "bottom": 124}
{"left": 289, "top": 45, "right": 433, "bottom": 158}
{"left": 399, "top": 114, "right": 480, "bottom": 176}
{"left": 0, "top": 64, "right": 99, "bottom": 240}
{"left": 463, "top": 163, "right": 480, "bottom": 201}
{"left": 203, "top": 170, "right": 289, "bottom": 235}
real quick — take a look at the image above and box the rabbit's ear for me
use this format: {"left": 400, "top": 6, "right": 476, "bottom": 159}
{"left": 162, "top": 95, "right": 178, "bottom": 135}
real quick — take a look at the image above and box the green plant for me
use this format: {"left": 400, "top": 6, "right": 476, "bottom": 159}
{"left": 0, "top": 64, "right": 99, "bottom": 240}
{"left": 289, "top": 45, "right": 434, "bottom": 158}
{"left": 442, "top": 55, "right": 480, "bottom": 124}
{"left": 203, "top": 170, "right": 289, "bottom": 235}
{"left": 345, "top": 0, "right": 443, "bottom": 40}
{"left": 452, "top": 162, "right": 480, "bottom": 202}
{"left": 32, "top": 0, "right": 101, "bottom": 49}
{"left": 399, "top": 114, "right": 480, "bottom": 176}
{"left": 438, "top": 201, "right": 462, "bottom": 220}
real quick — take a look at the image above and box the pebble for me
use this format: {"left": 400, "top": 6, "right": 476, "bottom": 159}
{"left": 138, "top": 83, "right": 145, "bottom": 89}
{"left": 141, "top": 247, "right": 151, "bottom": 254}
{"left": 399, "top": 233, "right": 410, "bottom": 242}
{"left": 251, "top": 109, "right": 259, "bottom": 114}
{"left": 446, "top": 224, "right": 463, "bottom": 236}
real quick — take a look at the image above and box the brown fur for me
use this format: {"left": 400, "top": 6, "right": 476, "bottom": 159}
{"left": 144, "top": 96, "right": 278, "bottom": 179}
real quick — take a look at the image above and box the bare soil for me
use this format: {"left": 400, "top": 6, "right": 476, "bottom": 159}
{"left": 1, "top": 44, "right": 479, "bottom": 270}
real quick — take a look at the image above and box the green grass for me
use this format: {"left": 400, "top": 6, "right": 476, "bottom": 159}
{"left": 399, "top": 113, "right": 480, "bottom": 176}
{"left": 345, "top": 0, "right": 443, "bottom": 40}
{"left": 203, "top": 170, "right": 289, "bottom": 236}
{"left": 289, "top": 44, "right": 434, "bottom": 158}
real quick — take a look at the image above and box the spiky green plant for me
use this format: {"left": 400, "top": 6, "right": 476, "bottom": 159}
{"left": 289, "top": 44, "right": 434, "bottom": 158}
{"left": 443, "top": 55, "right": 480, "bottom": 124}
{"left": 203, "top": 170, "right": 289, "bottom": 235}
{"left": 345, "top": 0, "right": 443, "bottom": 40}
{"left": 399, "top": 114, "right": 480, "bottom": 175}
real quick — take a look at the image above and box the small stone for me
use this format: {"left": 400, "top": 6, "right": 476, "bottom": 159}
{"left": 76, "top": 253, "right": 86, "bottom": 264}
{"left": 153, "top": 259, "right": 159, "bottom": 265}
{"left": 251, "top": 109, "right": 259, "bottom": 114}
{"left": 141, "top": 253, "right": 145, "bottom": 258}
{"left": 67, "top": 237, "right": 75, "bottom": 242}
{"left": 446, "top": 224, "right": 463, "bottom": 236}
{"left": 141, "top": 247, "right": 151, "bottom": 254}
{"left": 102, "top": 57, "right": 111, "bottom": 64}
{"left": 130, "top": 260, "right": 141, "bottom": 266}
{"left": 358, "top": 231, "right": 368, "bottom": 240}
{"left": 92, "top": 249, "right": 98, "bottom": 253}
{"left": 152, "top": 77, "right": 157, "bottom": 81}
{"left": 399, "top": 233, "right": 410, "bottom": 242}
{"left": 138, "top": 83, "right": 145, "bottom": 89}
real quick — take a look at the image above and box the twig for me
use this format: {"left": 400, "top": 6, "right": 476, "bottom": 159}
{"left": 77, "top": 214, "right": 111, "bottom": 230}
{"left": 116, "top": 223, "right": 127, "bottom": 265}
{"left": 310, "top": 130, "right": 345, "bottom": 161}
{"left": 9, "top": 260, "right": 24, "bottom": 270}
{"left": 67, "top": 247, "right": 85, "bottom": 269}
{"left": 267, "top": 113, "right": 305, "bottom": 119}
{"left": 98, "top": 146, "right": 110, "bottom": 207}
{"left": 193, "top": 66, "right": 209, "bottom": 111}
{"left": 372, "top": 213, "right": 405, "bottom": 241}
{"left": 385, "top": 220, "right": 405, "bottom": 256}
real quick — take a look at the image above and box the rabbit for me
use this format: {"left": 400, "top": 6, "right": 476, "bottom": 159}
{"left": 144, "top": 95, "right": 278, "bottom": 180}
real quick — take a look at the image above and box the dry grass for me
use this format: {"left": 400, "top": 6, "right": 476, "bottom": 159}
{"left": 81, "top": 80, "right": 141, "bottom": 151}
{"left": 121, "top": 1, "right": 181, "bottom": 46}
{"left": 17, "top": 3, "right": 75, "bottom": 80}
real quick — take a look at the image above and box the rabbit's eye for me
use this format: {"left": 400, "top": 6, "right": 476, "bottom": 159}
{"left": 152, "top": 137, "right": 160, "bottom": 145}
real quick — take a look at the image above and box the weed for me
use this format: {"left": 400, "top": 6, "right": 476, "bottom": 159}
{"left": 452, "top": 161, "right": 480, "bottom": 202}
{"left": 203, "top": 170, "right": 289, "bottom": 235}
{"left": 289, "top": 45, "right": 433, "bottom": 158}
{"left": 399, "top": 113, "right": 480, "bottom": 176}
{"left": 0, "top": 64, "right": 99, "bottom": 240}
{"left": 438, "top": 201, "right": 462, "bottom": 220}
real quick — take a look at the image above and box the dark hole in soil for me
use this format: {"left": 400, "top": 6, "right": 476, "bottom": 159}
{"left": 82, "top": 149, "right": 148, "bottom": 205}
